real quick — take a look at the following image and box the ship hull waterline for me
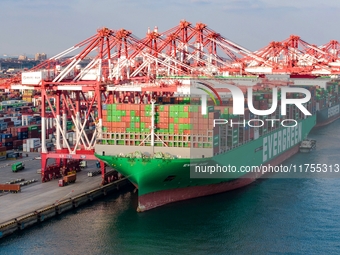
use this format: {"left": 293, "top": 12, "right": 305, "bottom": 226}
{"left": 136, "top": 143, "right": 299, "bottom": 212}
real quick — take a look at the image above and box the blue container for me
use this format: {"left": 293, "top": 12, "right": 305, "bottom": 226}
{"left": 18, "top": 132, "right": 24, "bottom": 140}
{"left": 1, "top": 133, "right": 12, "bottom": 139}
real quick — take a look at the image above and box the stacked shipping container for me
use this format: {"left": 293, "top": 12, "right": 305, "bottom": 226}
{"left": 22, "top": 90, "right": 35, "bottom": 103}
{"left": 100, "top": 86, "right": 317, "bottom": 154}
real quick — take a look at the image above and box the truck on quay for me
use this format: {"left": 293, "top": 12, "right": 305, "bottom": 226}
{"left": 12, "top": 162, "right": 25, "bottom": 172}
{"left": 0, "top": 184, "right": 21, "bottom": 193}
{"left": 58, "top": 173, "right": 77, "bottom": 187}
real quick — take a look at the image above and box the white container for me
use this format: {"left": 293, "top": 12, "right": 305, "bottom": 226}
{"left": 14, "top": 120, "right": 22, "bottom": 126}
{"left": 30, "top": 138, "right": 41, "bottom": 148}
{"left": 21, "top": 70, "right": 55, "bottom": 85}
{"left": 80, "top": 69, "right": 99, "bottom": 81}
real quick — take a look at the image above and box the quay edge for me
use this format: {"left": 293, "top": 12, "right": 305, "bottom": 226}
{"left": 0, "top": 178, "right": 132, "bottom": 239}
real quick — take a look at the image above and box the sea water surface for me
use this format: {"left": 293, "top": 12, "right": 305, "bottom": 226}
{"left": 1, "top": 120, "right": 340, "bottom": 255}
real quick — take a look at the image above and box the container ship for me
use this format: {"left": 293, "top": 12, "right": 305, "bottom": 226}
{"left": 314, "top": 84, "right": 340, "bottom": 127}
{"left": 287, "top": 75, "right": 340, "bottom": 127}
{"left": 265, "top": 75, "right": 340, "bottom": 127}
{"left": 95, "top": 78, "right": 318, "bottom": 212}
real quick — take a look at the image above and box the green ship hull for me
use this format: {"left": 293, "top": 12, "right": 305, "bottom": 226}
{"left": 95, "top": 115, "right": 316, "bottom": 212}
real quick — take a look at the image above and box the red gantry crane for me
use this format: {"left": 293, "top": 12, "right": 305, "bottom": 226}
{"left": 241, "top": 35, "right": 337, "bottom": 75}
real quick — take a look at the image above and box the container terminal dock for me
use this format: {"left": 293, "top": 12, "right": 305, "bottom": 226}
{"left": 0, "top": 152, "right": 132, "bottom": 239}
{"left": 1, "top": 20, "right": 340, "bottom": 231}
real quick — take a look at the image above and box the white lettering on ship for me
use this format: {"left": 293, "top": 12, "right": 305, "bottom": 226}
{"left": 263, "top": 123, "right": 302, "bottom": 162}
{"left": 328, "top": 105, "right": 340, "bottom": 118}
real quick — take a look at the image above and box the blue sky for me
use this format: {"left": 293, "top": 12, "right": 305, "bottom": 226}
{"left": 1, "top": 0, "right": 340, "bottom": 57}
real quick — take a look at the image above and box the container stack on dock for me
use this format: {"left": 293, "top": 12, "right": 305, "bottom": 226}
{"left": 22, "top": 90, "right": 35, "bottom": 103}
{"left": 0, "top": 146, "right": 6, "bottom": 161}
{"left": 1, "top": 133, "right": 13, "bottom": 150}
{"left": 23, "top": 138, "right": 41, "bottom": 152}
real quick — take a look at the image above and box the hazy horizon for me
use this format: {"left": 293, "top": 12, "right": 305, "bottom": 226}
{"left": 1, "top": 0, "right": 340, "bottom": 57}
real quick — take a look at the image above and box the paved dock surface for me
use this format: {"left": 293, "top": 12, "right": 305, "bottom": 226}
{"left": 0, "top": 153, "right": 103, "bottom": 223}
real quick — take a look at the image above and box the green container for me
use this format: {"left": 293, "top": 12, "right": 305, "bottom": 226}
{"left": 189, "top": 105, "right": 199, "bottom": 112}
{"left": 29, "top": 125, "right": 38, "bottom": 131}
{"left": 184, "top": 98, "right": 190, "bottom": 104}
{"left": 112, "top": 104, "right": 116, "bottom": 110}
{"left": 180, "top": 112, "right": 188, "bottom": 118}
{"left": 107, "top": 116, "right": 112, "bottom": 122}
{"left": 170, "top": 105, "right": 179, "bottom": 112}
{"left": 178, "top": 105, "right": 185, "bottom": 112}
{"left": 107, "top": 104, "right": 112, "bottom": 110}
{"left": 131, "top": 111, "right": 135, "bottom": 117}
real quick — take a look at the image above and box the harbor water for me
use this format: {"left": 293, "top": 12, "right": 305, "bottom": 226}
{"left": 1, "top": 120, "right": 340, "bottom": 254}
